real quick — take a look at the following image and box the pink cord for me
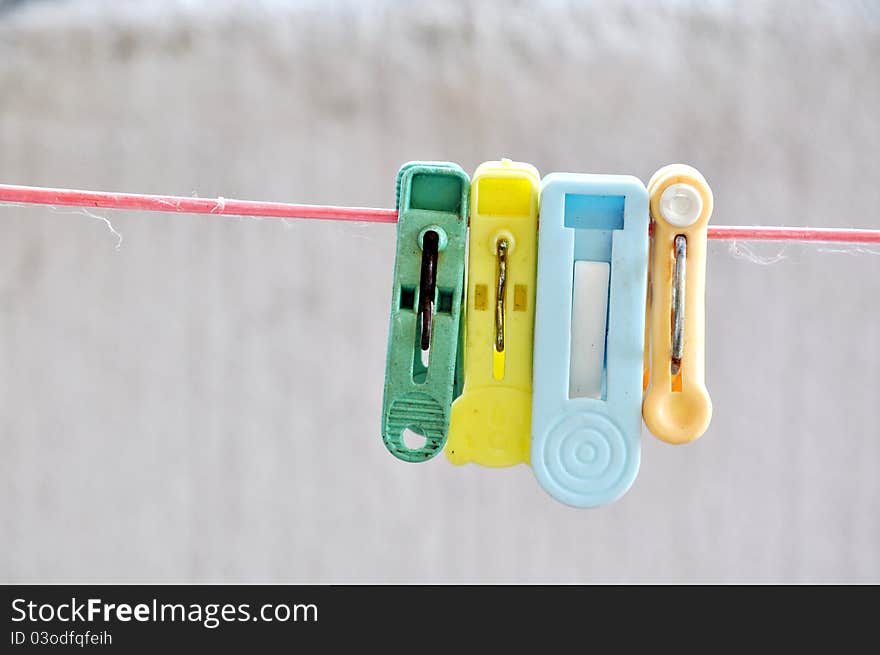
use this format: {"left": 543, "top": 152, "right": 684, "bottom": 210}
{"left": 0, "top": 184, "right": 398, "bottom": 224}
{"left": 707, "top": 225, "right": 880, "bottom": 244}
{"left": 1, "top": 183, "right": 879, "bottom": 243}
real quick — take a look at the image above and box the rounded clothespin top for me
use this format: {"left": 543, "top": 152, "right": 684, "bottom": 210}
{"left": 643, "top": 164, "right": 714, "bottom": 444}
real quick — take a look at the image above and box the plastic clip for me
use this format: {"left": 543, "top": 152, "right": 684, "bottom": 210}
{"left": 531, "top": 173, "right": 650, "bottom": 507}
{"left": 643, "top": 164, "right": 713, "bottom": 444}
{"left": 381, "top": 162, "right": 469, "bottom": 461}
{"left": 446, "top": 160, "right": 540, "bottom": 467}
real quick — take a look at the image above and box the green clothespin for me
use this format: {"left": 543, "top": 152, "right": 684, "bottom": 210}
{"left": 381, "top": 162, "right": 469, "bottom": 462}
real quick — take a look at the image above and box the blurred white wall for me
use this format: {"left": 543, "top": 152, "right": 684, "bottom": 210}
{"left": 1, "top": 0, "right": 878, "bottom": 582}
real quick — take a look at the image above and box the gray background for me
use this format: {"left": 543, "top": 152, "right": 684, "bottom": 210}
{"left": 1, "top": 0, "right": 878, "bottom": 583}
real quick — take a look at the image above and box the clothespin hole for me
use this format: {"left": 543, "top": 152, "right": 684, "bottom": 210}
{"left": 418, "top": 226, "right": 448, "bottom": 251}
{"left": 402, "top": 427, "right": 428, "bottom": 451}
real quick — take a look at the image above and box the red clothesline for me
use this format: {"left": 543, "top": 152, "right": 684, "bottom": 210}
{"left": 0, "top": 184, "right": 398, "bottom": 224}
{"left": 1, "top": 183, "right": 879, "bottom": 244}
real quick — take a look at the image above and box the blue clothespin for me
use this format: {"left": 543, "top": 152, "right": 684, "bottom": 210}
{"left": 531, "top": 173, "right": 649, "bottom": 507}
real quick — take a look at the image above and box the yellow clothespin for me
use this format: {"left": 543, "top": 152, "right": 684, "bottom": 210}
{"left": 643, "top": 164, "right": 713, "bottom": 444}
{"left": 446, "top": 159, "right": 540, "bottom": 466}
